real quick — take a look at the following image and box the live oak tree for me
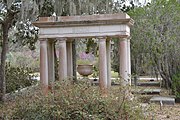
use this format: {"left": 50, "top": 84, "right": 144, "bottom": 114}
{"left": 0, "top": 0, "right": 39, "bottom": 101}
{"left": 0, "top": 0, "right": 22, "bottom": 101}
{"left": 128, "top": 0, "right": 180, "bottom": 88}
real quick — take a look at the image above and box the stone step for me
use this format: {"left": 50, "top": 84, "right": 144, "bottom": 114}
{"left": 137, "top": 82, "right": 160, "bottom": 86}
{"left": 150, "top": 96, "right": 175, "bottom": 105}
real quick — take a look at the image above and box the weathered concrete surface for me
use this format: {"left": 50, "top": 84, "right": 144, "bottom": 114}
{"left": 150, "top": 96, "right": 175, "bottom": 105}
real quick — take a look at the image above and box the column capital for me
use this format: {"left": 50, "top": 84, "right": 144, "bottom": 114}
{"left": 119, "top": 38, "right": 128, "bottom": 41}
{"left": 47, "top": 38, "right": 56, "bottom": 43}
{"left": 106, "top": 37, "right": 111, "bottom": 41}
{"left": 56, "top": 38, "right": 67, "bottom": 42}
{"left": 127, "top": 39, "right": 131, "bottom": 42}
{"left": 98, "top": 37, "right": 107, "bottom": 42}
{"left": 66, "top": 38, "right": 74, "bottom": 43}
{"left": 39, "top": 38, "right": 48, "bottom": 41}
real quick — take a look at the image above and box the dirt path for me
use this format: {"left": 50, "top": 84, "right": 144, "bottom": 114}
{"left": 150, "top": 103, "right": 180, "bottom": 120}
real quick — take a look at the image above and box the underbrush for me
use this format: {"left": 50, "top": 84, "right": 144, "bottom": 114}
{"left": 5, "top": 63, "right": 37, "bottom": 93}
{"left": 172, "top": 72, "right": 180, "bottom": 99}
{"left": 1, "top": 81, "right": 145, "bottom": 120}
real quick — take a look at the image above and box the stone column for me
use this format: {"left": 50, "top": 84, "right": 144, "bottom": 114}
{"left": 58, "top": 38, "right": 67, "bottom": 81}
{"left": 66, "top": 39, "right": 73, "bottom": 79}
{"left": 106, "top": 38, "right": 111, "bottom": 89}
{"left": 127, "top": 39, "right": 131, "bottom": 85}
{"left": 98, "top": 37, "right": 108, "bottom": 96}
{"left": 40, "top": 38, "right": 49, "bottom": 94}
{"left": 119, "top": 38, "right": 130, "bottom": 86}
{"left": 47, "top": 40, "right": 55, "bottom": 84}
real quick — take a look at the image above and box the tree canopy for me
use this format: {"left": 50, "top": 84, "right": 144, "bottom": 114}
{"left": 129, "top": 0, "right": 180, "bottom": 88}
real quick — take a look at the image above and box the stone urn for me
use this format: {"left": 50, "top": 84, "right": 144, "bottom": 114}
{"left": 77, "top": 64, "right": 93, "bottom": 77}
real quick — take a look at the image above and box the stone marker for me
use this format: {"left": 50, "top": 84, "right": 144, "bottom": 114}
{"left": 141, "top": 89, "right": 161, "bottom": 95}
{"left": 150, "top": 96, "right": 175, "bottom": 105}
{"left": 137, "top": 82, "right": 160, "bottom": 86}
{"left": 132, "top": 89, "right": 161, "bottom": 95}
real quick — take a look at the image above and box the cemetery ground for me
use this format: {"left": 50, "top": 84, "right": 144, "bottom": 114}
{"left": 0, "top": 76, "right": 180, "bottom": 119}
{"left": 134, "top": 86, "right": 180, "bottom": 120}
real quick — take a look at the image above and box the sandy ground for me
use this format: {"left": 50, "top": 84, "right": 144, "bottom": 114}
{"left": 150, "top": 103, "right": 180, "bottom": 120}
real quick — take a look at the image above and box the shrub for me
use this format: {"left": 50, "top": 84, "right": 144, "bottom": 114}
{"left": 3, "top": 81, "right": 146, "bottom": 120}
{"left": 172, "top": 72, "right": 180, "bottom": 98}
{"left": 5, "top": 63, "right": 37, "bottom": 93}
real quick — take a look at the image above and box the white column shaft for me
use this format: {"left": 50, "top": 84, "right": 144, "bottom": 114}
{"left": 106, "top": 39, "right": 111, "bottom": 88}
{"left": 119, "top": 39, "right": 129, "bottom": 85}
{"left": 59, "top": 39, "right": 67, "bottom": 81}
{"left": 40, "top": 39, "right": 49, "bottom": 92}
{"left": 48, "top": 40, "right": 55, "bottom": 83}
{"left": 67, "top": 41, "right": 73, "bottom": 78}
{"left": 127, "top": 39, "right": 131, "bottom": 85}
{"left": 99, "top": 38, "right": 108, "bottom": 94}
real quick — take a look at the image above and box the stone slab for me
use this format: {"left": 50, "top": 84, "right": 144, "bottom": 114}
{"left": 139, "top": 77, "right": 162, "bottom": 81}
{"left": 137, "top": 82, "right": 160, "bottom": 86}
{"left": 141, "top": 89, "right": 161, "bottom": 95}
{"left": 150, "top": 96, "right": 175, "bottom": 105}
{"left": 132, "top": 89, "right": 161, "bottom": 95}
{"left": 33, "top": 13, "right": 134, "bottom": 39}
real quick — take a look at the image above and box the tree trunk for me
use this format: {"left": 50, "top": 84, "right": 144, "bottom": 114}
{"left": 0, "top": 23, "right": 9, "bottom": 101}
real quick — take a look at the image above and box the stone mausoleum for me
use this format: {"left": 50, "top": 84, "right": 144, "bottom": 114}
{"left": 33, "top": 13, "right": 134, "bottom": 94}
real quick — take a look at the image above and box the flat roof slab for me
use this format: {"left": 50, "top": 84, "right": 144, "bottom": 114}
{"left": 33, "top": 13, "right": 134, "bottom": 39}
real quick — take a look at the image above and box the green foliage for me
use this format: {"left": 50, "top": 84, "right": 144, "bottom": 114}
{"left": 172, "top": 73, "right": 180, "bottom": 98}
{"left": 6, "top": 51, "right": 40, "bottom": 72}
{"left": 9, "top": 20, "right": 39, "bottom": 50}
{"left": 111, "top": 38, "right": 119, "bottom": 73}
{"left": 111, "top": 71, "right": 119, "bottom": 78}
{"left": 3, "top": 82, "right": 145, "bottom": 120}
{"left": 5, "top": 63, "right": 36, "bottom": 93}
{"left": 39, "top": 0, "right": 54, "bottom": 17}
{"left": 127, "top": 0, "right": 180, "bottom": 88}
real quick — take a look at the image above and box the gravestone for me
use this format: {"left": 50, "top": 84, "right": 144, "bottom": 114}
{"left": 150, "top": 96, "right": 175, "bottom": 105}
